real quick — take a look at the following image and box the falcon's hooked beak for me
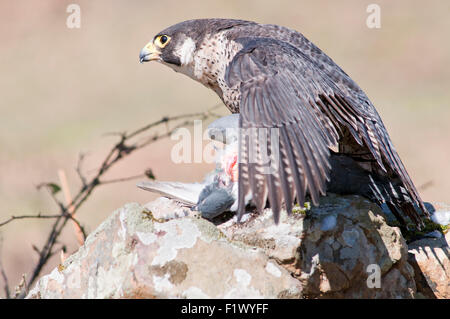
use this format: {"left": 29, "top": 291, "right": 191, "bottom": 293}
{"left": 139, "top": 42, "right": 161, "bottom": 63}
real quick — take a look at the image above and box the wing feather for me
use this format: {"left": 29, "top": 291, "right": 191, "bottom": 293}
{"left": 226, "top": 36, "right": 428, "bottom": 225}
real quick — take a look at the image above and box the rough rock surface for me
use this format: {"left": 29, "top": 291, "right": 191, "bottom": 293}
{"left": 27, "top": 194, "right": 448, "bottom": 299}
{"left": 27, "top": 202, "right": 301, "bottom": 298}
{"left": 218, "top": 194, "right": 416, "bottom": 298}
{"left": 408, "top": 232, "right": 449, "bottom": 299}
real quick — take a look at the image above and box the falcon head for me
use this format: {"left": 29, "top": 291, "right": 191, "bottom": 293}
{"left": 139, "top": 19, "right": 252, "bottom": 72}
{"left": 139, "top": 20, "right": 202, "bottom": 68}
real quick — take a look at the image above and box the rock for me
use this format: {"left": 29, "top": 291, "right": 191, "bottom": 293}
{"left": 219, "top": 194, "right": 416, "bottom": 298}
{"left": 27, "top": 203, "right": 301, "bottom": 299}
{"left": 143, "top": 197, "right": 191, "bottom": 220}
{"left": 27, "top": 194, "right": 447, "bottom": 299}
{"left": 408, "top": 231, "right": 450, "bottom": 299}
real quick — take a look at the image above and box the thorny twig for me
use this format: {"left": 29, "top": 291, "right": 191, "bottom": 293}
{"left": 0, "top": 213, "right": 63, "bottom": 228}
{"left": 0, "top": 104, "right": 221, "bottom": 298}
{"left": 76, "top": 152, "right": 88, "bottom": 188}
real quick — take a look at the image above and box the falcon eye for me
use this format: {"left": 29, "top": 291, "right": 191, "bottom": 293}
{"left": 155, "top": 35, "right": 171, "bottom": 48}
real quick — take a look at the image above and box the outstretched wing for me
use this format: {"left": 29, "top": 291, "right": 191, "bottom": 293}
{"left": 225, "top": 37, "right": 428, "bottom": 225}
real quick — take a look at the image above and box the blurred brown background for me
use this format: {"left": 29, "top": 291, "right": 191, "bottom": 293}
{"left": 0, "top": 0, "right": 449, "bottom": 296}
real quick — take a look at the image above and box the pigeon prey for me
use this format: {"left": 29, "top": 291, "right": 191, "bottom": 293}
{"left": 138, "top": 115, "right": 242, "bottom": 220}
{"left": 139, "top": 19, "right": 430, "bottom": 228}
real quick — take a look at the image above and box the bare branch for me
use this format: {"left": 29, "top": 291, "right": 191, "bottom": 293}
{"left": 76, "top": 152, "right": 88, "bottom": 188}
{"left": 0, "top": 213, "right": 62, "bottom": 227}
{"left": 3, "top": 104, "right": 221, "bottom": 297}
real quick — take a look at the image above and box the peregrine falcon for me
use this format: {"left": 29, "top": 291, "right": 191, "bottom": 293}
{"left": 139, "top": 18, "right": 429, "bottom": 228}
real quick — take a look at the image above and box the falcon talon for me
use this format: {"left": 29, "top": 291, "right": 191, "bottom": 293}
{"left": 140, "top": 18, "right": 430, "bottom": 229}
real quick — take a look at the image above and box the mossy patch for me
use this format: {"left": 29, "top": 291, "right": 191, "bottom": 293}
{"left": 393, "top": 217, "right": 449, "bottom": 242}
{"left": 141, "top": 209, "right": 166, "bottom": 223}
{"left": 292, "top": 202, "right": 311, "bottom": 215}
